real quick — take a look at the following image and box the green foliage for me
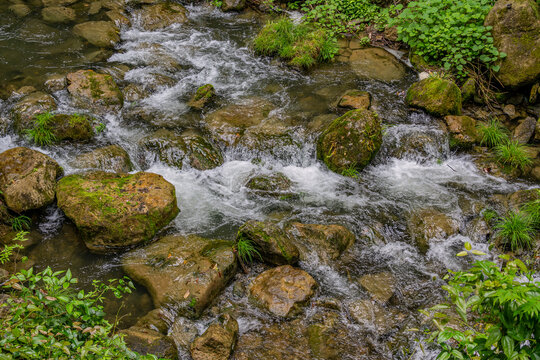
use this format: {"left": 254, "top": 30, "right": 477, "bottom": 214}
{"left": 210, "top": 0, "right": 222, "bottom": 7}
{"left": 0, "top": 231, "right": 27, "bottom": 266}
{"left": 424, "top": 256, "right": 540, "bottom": 360}
{"left": 235, "top": 236, "right": 262, "bottom": 264}
{"left": 521, "top": 190, "right": 540, "bottom": 228}
{"left": 494, "top": 140, "right": 533, "bottom": 172}
{"left": 391, "top": 0, "right": 506, "bottom": 78}
{"left": 481, "top": 208, "right": 498, "bottom": 224}
{"left": 477, "top": 119, "right": 508, "bottom": 148}
{"left": 95, "top": 122, "right": 106, "bottom": 134}
{"left": 25, "top": 112, "right": 56, "bottom": 146}
{"left": 495, "top": 211, "right": 535, "bottom": 251}
{"left": 9, "top": 215, "right": 31, "bottom": 232}
{"left": 0, "top": 267, "right": 162, "bottom": 359}
{"left": 341, "top": 166, "right": 360, "bottom": 179}
{"left": 254, "top": 18, "right": 338, "bottom": 68}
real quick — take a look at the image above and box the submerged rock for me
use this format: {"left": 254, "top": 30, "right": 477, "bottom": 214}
{"left": 71, "top": 145, "right": 133, "bottom": 173}
{"left": 348, "top": 299, "right": 404, "bottom": 334}
{"left": 9, "top": 4, "right": 31, "bottom": 17}
{"left": 66, "top": 70, "right": 123, "bottom": 112}
{"left": 44, "top": 74, "right": 67, "bottom": 92}
{"left": 190, "top": 314, "right": 238, "bottom": 360}
{"left": 249, "top": 265, "right": 317, "bottom": 318}
{"left": 405, "top": 77, "right": 462, "bottom": 117}
{"left": 484, "top": 0, "right": 540, "bottom": 88}
{"left": 188, "top": 84, "right": 216, "bottom": 110}
{"left": 136, "top": 3, "right": 189, "bottom": 31}
{"left": 73, "top": 21, "right": 120, "bottom": 48}
{"left": 56, "top": 171, "right": 179, "bottom": 253}
{"left": 245, "top": 173, "right": 292, "bottom": 197}
{"left": 12, "top": 92, "right": 56, "bottom": 132}
{"left": 334, "top": 89, "right": 371, "bottom": 111}
{"left": 42, "top": 6, "right": 76, "bottom": 23}
{"left": 221, "top": 0, "right": 246, "bottom": 12}
{"left": 237, "top": 220, "right": 299, "bottom": 265}
{"left": 122, "top": 235, "right": 237, "bottom": 317}
{"left": 444, "top": 115, "right": 478, "bottom": 148}
{"left": 348, "top": 48, "right": 406, "bottom": 82}
{"left": 0, "top": 147, "right": 62, "bottom": 213}
{"left": 317, "top": 109, "right": 382, "bottom": 174}
{"left": 358, "top": 272, "right": 395, "bottom": 303}
{"left": 407, "top": 208, "right": 459, "bottom": 253}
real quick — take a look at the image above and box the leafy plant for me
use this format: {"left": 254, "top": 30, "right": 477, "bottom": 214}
{"left": 25, "top": 112, "right": 56, "bottom": 146}
{"left": 235, "top": 236, "right": 262, "bottom": 264}
{"left": 95, "top": 122, "right": 106, "bottom": 134}
{"left": 210, "top": 0, "right": 222, "bottom": 7}
{"left": 477, "top": 119, "right": 508, "bottom": 147}
{"left": 9, "top": 215, "right": 31, "bottom": 232}
{"left": 0, "top": 267, "right": 161, "bottom": 359}
{"left": 422, "top": 256, "right": 540, "bottom": 360}
{"left": 0, "top": 231, "right": 27, "bottom": 266}
{"left": 391, "top": 0, "right": 506, "bottom": 78}
{"left": 494, "top": 140, "right": 533, "bottom": 172}
{"left": 495, "top": 211, "right": 535, "bottom": 251}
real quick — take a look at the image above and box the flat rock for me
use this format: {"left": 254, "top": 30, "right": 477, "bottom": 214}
{"left": 136, "top": 3, "right": 189, "bottom": 31}
{"left": 66, "top": 70, "right": 123, "bottom": 113}
{"left": 348, "top": 48, "right": 406, "bottom": 82}
{"left": 73, "top": 21, "right": 120, "bottom": 48}
{"left": 70, "top": 145, "right": 133, "bottom": 173}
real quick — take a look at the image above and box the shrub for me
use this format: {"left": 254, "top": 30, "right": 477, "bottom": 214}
{"left": 495, "top": 211, "right": 535, "bottom": 251}
{"left": 391, "top": 0, "right": 506, "bottom": 78}
{"left": 494, "top": 140, "right": 533, "bottom": 172}
{"left": 0, "top": 267, "right": 162, "bottom": 359}
{"left": 423, "top": 256, "right": 540, "bottom": 360}
{"left": 25, "top": 112, "right": 56, "bottom": 146}
{"left": 254, "top": 18, "right": 338, "bottom": 68}
{"left": 477, "top": 119, "right": 508, "bottom": 147}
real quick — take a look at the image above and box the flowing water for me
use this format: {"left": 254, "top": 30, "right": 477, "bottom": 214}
{"left": 0, "top": 2, "right": 534, "bottom": 359}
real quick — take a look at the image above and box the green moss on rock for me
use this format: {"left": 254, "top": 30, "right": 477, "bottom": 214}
{"left": 405, "top": 77, "right": 462, "bottom": 117}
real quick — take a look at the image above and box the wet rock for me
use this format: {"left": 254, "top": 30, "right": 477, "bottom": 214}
{"left": 221, "top": 0, "right": 246, "bottom": 12}
{"left": 461, "top": 78, "right": 476, "bottom": 104}
{"left": 334, "top": 89, "right": 371, "bottom": 111}
{"left": 348, "top": 299, "right": 404, "bottom": 334}
{"left": 170, "top": 316, "right": 199, "bottom": 350}
{"left": 531, "top": 166, "right": 540, "bottom": 181}
{"left": 190, "top": 314, "right": 238, "bottom": 360}
{"left": 56, "top": 171, "right": 179, "bottom": 253}
{"left": 12, "top": 92, "right": 56, "bottom": 132}
{"left": 513, "top": 116, "right": 537, "bottom": 144}
{"left": 66, "top": 70, "right": 123, "bottom": 112}
{"left": 44, "top": 74, "right": 67, "bottom": 92}
{"left": 484, "top": 0, "right": 540, "bottom": 88}
{"left": 467, "top": 218, "right": 492, "bottom": 243}
{"left": 317, "top": 109, "right": 382, "bottom": 174}
{"left": 122, "top": 235, "right": 237, "bottom": 317}
{"left": 503, "top": 104, "right": 518, "bottom": 119}
{"left": 535, "top": 119, "right": 540, "bottom": 142}
{"left": 238, "top": 119, "right": 301, "bottom": 160}
{"left": 508, "top": 189, "right": 540, "bottom": 211}
{"left": 140, "top": 129, "right": 223, "bottom": 171}
{"left": 348, "top": 48, "right": 406, "bottom": 82}
{"left": 237, "top": 220, "right": 299, "bottom": 265}
{"left": 407, "top": 208, "right": 459, "bottom": 253}
{"left": 249, "top": 265, "right": 317, "bottom": 318}
{"left": 0, "top": 147, "right": 62, "bottom": 213}
{"left": 444, "top": 115, "right": 478, "bottom": 148}
{"left": 106, "top": 10, "right": 131, "bottom": 26}
{"left": 43, "top": 113, "right": 94, "bottom": 142}
{"left": 384, "top": 130, "right": 446, "bottom": 161}
{"left": 132, "top": 43, "right": 183, "bottom": 72}
{"left": 71, "top": 145, "right": 133, "bottom": 173}
{"left": 123, "top": 83, "right": 149, "bottom": 102}
{"left": 405, "top": 77, "right": 462, "bottom": 117}
{"left": 285, "top": 222, "right": 355, "bottom": 264}
{"left": 102, "top": 0, "right": 126, "bottom": 10}
{"left": 358, "top": 272, "right": 395, "bottom": 303}
{"left": 245, "top": 173, "right": 292, "bottom": 197}
{"left": 307, "top": 311, "right": 344, "bottom": 360}
{"left": 136, "top": 3, "right": 189, "bottom": 31}
{"left": 42, "top": 0, "right": 77, "bottom": 6}
{"left": 11, "top": 86, "right": 36, "bottom": 98}
{"left": 73, "top": 21, "right": 120, "bottom": 48}
{"left": 188, "top": 84, "right": 216, "bottom": 110}
{"left": 42, "top": 6, "right": 76, "bottom": 23}
{"left": 8, "top": 4, "right": 31, "bottom": 17}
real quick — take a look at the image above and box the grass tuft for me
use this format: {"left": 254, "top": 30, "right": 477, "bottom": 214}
{"left": 495, "top": 211, "right": 534, "bottom": 251}
{"left": 477, "top": 119, "right": 508, "bottom": 148}
{"left": 494, "top": 140, "right": 533, "bottom": 172}
{"left": 25, "top": 112, "right": 56, "bottom": 146}
{"left": 235, "top": 236, "right": 262, "bottom": 264}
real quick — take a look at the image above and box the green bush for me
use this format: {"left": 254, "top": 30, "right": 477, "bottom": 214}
{"left": 0, "top": 267, "right": 163, "bottom": 360}
{"left": 25, "top": 112, "right": 56, "bottom": 146}
{"left": 494, "top": 140, "right": 533, "bottom": 172}
{"left": 391, "top": 0, "right": 506, "bottom": 78}
{"left": 477, "top": 119, "right": 508, "bottom": 148}
{"left": 254, "top": 18, "right": 338, "bottom": 68}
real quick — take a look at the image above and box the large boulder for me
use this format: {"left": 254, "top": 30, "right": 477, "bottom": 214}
{"left": 136, "top": 3, "right": 189, "bottom": 31}
{"left": 12, "top": 92, "right": 56, "bottom": 132}
{"left": 348, "top": 48, "right": 407, "bottom": 82}
{"left": 0, "top": 148, "right": 62, "bottom": 213}
{"left": 484, "top": 0, "right": 540, "bottom": 88}
{"left": 190, "top": 314, "right": 238, "bottom": 360}
{"left": 66, "top": 70, "right": 123, "bottom": 112}
{"left": 71, "top": 145, "right": 133, "bottom": 173}
{"left": 444, "top": 115, "right": 478, "bottom": 148}
{"left": 249, "top": 265, "right": 317, "bottom": 318}
{"left": 237, "top": 220, "right": 299, "bottom": 265}
{"left": 317, "top": 109, "right": 382, "bottom": 174}
{"left": 140, "top": 129, "right": 223, "bottom": 171}
{"left": 122, "top": 235, "right": 237, "bottom": 317}
{"left": 73, "top": 21, "right": 120, "bottom": 48}
{"left": 407, "top": 208, "right": 459, "bottom": 253}
{"left": 405, "top": 77, "right": 462, "bottom": 117}
{"left": 56, "top": 171, "right": 179, "bottom": 253}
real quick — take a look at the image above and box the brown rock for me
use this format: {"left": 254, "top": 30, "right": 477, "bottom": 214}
{"left": 66, "top": 70, "right": 123, "bottom": 112}
{"left": 136, "top": 3, "right": 189, "bottom": 31}
{"left": 190, "top": 314, "right": 238, "bottom": 360}
{"left": 358, "top": 272, "right": 395, "bottom": 303}
{"left": 407, "top": 208, "right": 459, "bottom": 253}
{"left": 334, "top": 90, "right": 371, "bottom": 111}
{"left": 513, "top": 116, "right": 537, "bottom": 144}
{"left": 73, "top": 21, "right": 120, "bottom": 48}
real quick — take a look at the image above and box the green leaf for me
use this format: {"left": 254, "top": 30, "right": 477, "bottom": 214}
{"left": 456, "top": 251, "right": 468, "bottom": 257}
{"left": 502, "top": 336, "right": 514, "bottom": 358}
{"left": 464, "top": 242, "right": 472, "bottom": 251}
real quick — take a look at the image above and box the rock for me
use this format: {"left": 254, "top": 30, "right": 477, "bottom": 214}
{"left": 122, "top": 235, "right": 237, "bottom": 317}
{"left": 484, "top": 0, "right": 540, "bottom": 88}
{"left": 405, "top": 77, "right": 462, "bottom": 117}
{"left": 42, "top": 0, "right": 77, "bottom": 6}
{"left": 8, "top": 4, "right": 31, "bottom": 17}
{"left": 334, "top": 90, "right": 371, "bottom": 111}
{"left": 56, "top": 172, "right": 179, "bottom": 253}
{"left": 190, "top": 314, "right": 238, "bottom": 360}
{"left": 12, "top": 92, "right": 56, "bottom": 132}
{"left": 123, "top": 83, "right": 149, "bottom": 102}
{"left": 188, "top": 84, "right": 216, "bottom": 110}
{"left": 0, "top": 147, "right": 62, "bottom": 213}
{"left": 503, "top": 104, "right": 518, "bottom": 119}
{"left": 513, "top": 116, "right": 537, "bottom": 144}
{"left": 245, "top": 173, "right": 292, "bottom": 197}
{"left": 44, "top": 74, "right": 67, "bottom": 92}
{"left": 444, "top": 115, "right": 478, "bottom": 148}
{"left": 460, "top": 78, "right": 476, "bottom": 104}
{"left": 348, "top": 299, "right": 404, "bottom": 334}
{"left": 42, "top": 6, "right": 76, "bottom": 23}
{"left": 37, "top": 113, "right": 94, "bottom": 142}
{"left": 306, "top": 311, "right": 345, "bottom": 360}
{"left": 106, "top": 10, "right": 131, "bottom": 26}
{"left": 136, "top": 3, "right": 189, "bottom": 31}
{"left": 531, "top": 83, "right": 539, "bottom": 104}
{"left": 536, "top": 119, "right": 540, "bottom": 142}
{"left": 358, "top": 272, "right": 395, "bottom": 303}
{"left": 73, "top": 21, "right": 120, "bottom": 48}
{"left": 221, "top": 0, "right": 246, "bottom": 12}
{"left": 317, "top": 109, "right": 382, "bottom": 174}
{"left": 66, "top": 70, "right": 123, "bottom": 112}
{"left": 285, "top": 222, "right": 355, "bottom": 264}
{"left": 140, "top": 129, "right": 223, "bottom": 171}
{"left": 467, "top": 218, "right": 492, "bottom": 243}
{"left": 249, "top": 265, "right": 317, "bottom": 318}
{"left": 71, "top": 145, "right": 133, "bottom": 173}
{"left": 532, "top": 166, "right": 540, "bottom": 181}
{"left": 170, "top": 317, "right": 199, "bottom": 351}
{"left": 11, "top": 86, "right": 36, "bottom": 98}
{"left": 407, "top": 208, "right": 459, "bottom": 253}
{"left": 237, "top": 220, "right": 299, "bottom": 265}
{"left": 348, "top": 48, "right": 406, "bottom": 82}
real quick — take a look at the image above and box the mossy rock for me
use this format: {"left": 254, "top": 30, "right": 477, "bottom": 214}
{"left": 135, "top": 2, "right": 189, "bottom": 31}
{"left": 11, "top": 92, "right": 56, "bottom": 132}
{"left": 66, "top": 70, "right": 123, "bottom": 113}
{"left": 122, "top": 235, "right": 237, "bottom": 318}
{"left": 245, "top": 173, "right": 292, "bottom": 198}
{"left": 42, "top": 6, "right": 76, "bottom": 24}
{"left": 50, "top": 114, "right": 94, "bottom": 142}
{"left": 405, "top": 77, "right": 462, "bottom": 117}
{"left": 188, "top": 84, "right": 215, "bottom": 110}
{"left": 460, "top": 78, "right": 476, "bottom": 104}
{"left": 317, "top": 109, "right": 382, "bottom": 174}
{"left": 444, "top": 115, "right": 478, "bottom": 148}
{"left": 71, "top": 145, "right": 133, "bottom": 173}
{"left": 221, "top": 0, "right": 246, "bottom": 12}
{"left": 56, "top": 171, "right": 179, "bottom": 253}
